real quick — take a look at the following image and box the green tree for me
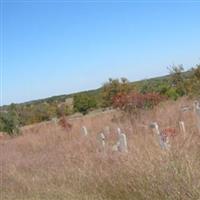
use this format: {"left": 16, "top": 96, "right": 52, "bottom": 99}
{"left": 168, "top": 64, "right": 186, "bottom": 96}
{"left": 73, "top": 94, "right": 97, "bottom": 115}
{"left": 186, "top": 65, "right": 200, "bottom": 97}
{"left": 0, "top": 111, "right": 20, "bottom": 135}
{"left": 165, "top": 88, "right": 179, "bottom": 100}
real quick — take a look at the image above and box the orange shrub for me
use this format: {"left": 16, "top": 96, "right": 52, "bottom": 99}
{"left": 58, "top": 116, "right": 72, "bottom": 131}
{"left": 112, "top": 92, "right": 166, "bottom": 112}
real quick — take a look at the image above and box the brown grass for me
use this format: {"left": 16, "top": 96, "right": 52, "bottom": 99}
{"left": 1, "top": 97, "right": 200, "bottom": 200}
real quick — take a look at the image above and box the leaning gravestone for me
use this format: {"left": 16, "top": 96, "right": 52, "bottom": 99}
{"left": 179, "top": 121, "right": 186, "bottom": 139}
{"left": 81, "top": 126, "right": 88, "bottom": 136}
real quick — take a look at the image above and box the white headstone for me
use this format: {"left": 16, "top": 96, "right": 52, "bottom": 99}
{"left": 150, "top": 122, "right": 160, "bottom": 136}
{"left": 81, "top": 126, "right": 88, "bottom": 136}
{"left": 98, "top": 132, "right": 106, "bottom": 148}
{"left": 194, "top": 101, "right": 200, "bottom": 132}
{"left": 118, "top": 133, "right": 128, "bottom": 153}
{"left": 150, "top": 122, "right": 169, "bottom": 149}
{"left": 117, "top": 127, "right": 122, "bottom": 137}
{"left": 116, "top": 127, "right": 122, "bottom": 146}
{"left": 179, "top": 121, "right": 186, "bottom": 138}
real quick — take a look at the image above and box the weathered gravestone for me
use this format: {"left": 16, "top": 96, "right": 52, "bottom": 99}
{"left": 194, "top": 101, "right": 200, "bottom": 132}
{"left": 81, "top": 126, "right": 88, "bottom": 136}
{"left": 179, "top": 121, "right": 186, "bottom": 138}
{"left": 117, "top": 127, "right": 122, "bottom": 136}
{"left": 113, "top": 128, "right": 128, "bottom": 153}
{"left": 149, "top": 122, "right": 170, "bottom": 149}
{"left": 112, "top": 128, "right": 128, "bottom": 152}
{"left": 118, "top": 133, "right": 128, "bottom": 153}
{"left": 97, "top": 132, "right": 106, "bottom": 150}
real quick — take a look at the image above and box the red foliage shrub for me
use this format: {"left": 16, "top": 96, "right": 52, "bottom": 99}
{"left": 112, "top": 92, "right": 166, "bottom": 112}
{"left": 58, "top": 116, "right": 72, "bottom": 131}
{"left": 162, "top": 127, "right": 177, "bottom": 138}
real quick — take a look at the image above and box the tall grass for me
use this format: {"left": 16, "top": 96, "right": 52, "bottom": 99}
{"left": 0, "top": 98, "right": 200, "bottom": 200}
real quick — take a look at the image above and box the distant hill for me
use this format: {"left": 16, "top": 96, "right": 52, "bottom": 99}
{"left": 0, "top": 68, "right": 196, "bottom": 132}
{"left": 1, "top": 70, "right": 193, "bottom": 110}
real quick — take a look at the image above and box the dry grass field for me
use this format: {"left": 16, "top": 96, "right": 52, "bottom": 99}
{"left": 1, "top": 98, "right": 200, "bottom": 200}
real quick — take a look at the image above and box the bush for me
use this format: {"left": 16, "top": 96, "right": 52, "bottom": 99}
{"left": 168, "top": 64, "right": 186, "bottom": 96}
{"left": 0, "top": 111, "right": 20, "bottom": 136}
{"left": 101, "top": 78, "right": 132, "bottom": 107}
{"left": 56, "top": 104, "right": 71, "bottom": 118}
{"left": 73, "top": 94, "right": 97, "bottom": 115}
{"left": 112, "top": 92, "right": 166, "bottom": 114}
{"left": 165, "top": 88, "right": 180, "bottom": 100}
{"left": 186, "top": 65, "right": 200, "bottom": 97}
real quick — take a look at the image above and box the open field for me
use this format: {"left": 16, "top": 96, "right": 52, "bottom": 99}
{"left": 1, "top": 98, "right": 200, "bottom": 200}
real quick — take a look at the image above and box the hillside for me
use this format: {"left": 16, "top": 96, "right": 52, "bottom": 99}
{"left": 1, "top": 66, "right": 199, "bottom": 136}
{"left": 1, "top": 97, "right": 200, "bottom": 199}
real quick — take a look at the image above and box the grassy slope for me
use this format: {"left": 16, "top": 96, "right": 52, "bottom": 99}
{"left": 1, "top": 97, "right": 200, "bottom": 200}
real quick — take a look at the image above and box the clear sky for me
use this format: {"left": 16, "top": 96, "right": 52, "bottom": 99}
{"left": 1, "top": 1, "right": 200, "bottom": 105}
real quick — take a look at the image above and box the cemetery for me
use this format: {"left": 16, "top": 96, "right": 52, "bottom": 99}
{"left": 1, "top": 99, "right": 200, "bottom": 200}
{"left": 2, "top": 2, "right": 200, "bottom": 199}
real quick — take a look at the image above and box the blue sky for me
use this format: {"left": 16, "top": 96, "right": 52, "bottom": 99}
{"left": 1, "top": 1, "right": 200, "bottom": 105}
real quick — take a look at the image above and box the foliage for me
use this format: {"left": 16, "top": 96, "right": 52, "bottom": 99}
{"left": 1, "top": 63, "right": 200, "bottom": 133}
{"left": 58, "top": 116, "right": 72, "bottom": 131}
{"left": 73, "top": 94, "right": 97, "bottom": 115}
{"left": 112, "top": 92, "right": 166, "bottom": 114}
{"left": 165, "top": 88, "right": 179, "bottom": 100}
{"left": 56, "top": 104, "right": 72, "bottom": 118}
{"left": 139, "top": 65, "right": 187, "bottom": 100}
{"left": 185, "top": 65, "right": 200, "bottom": 97}
{"left": 140, "top": 80, "right": 169, "bottom": 94}
{"left": 101, "top": 78, "right": 133, "bottom": 107}
{"left": 0, "top": 110, "right": 20, "bottom": 135}
{"left": 0, "top": 102, "right": 72, "bottom": 128}
{"left": 168, "top": 64, "right": 186, "bottom": 96}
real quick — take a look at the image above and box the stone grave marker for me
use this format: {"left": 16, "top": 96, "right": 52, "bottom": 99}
{"left": 150, "top": 122, "right": 169, "bottom": 149}
{"left": 194, "top": 101, "right": 200, "bottom": 132}
{"left": 81, "top": 126, "right": 88, "bottom": 136}
{"left": 118, "top": 133, "right": 128, "bottom": 153}
{"left": 179, "top": 121, "right": 186, "bottom": 138}
{"left": 98, "top": 132, "right": 106, "bottom": 150}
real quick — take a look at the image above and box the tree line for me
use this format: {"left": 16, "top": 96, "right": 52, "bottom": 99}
{"left": 0, "top": 64, "right": 199, "bottom": 135}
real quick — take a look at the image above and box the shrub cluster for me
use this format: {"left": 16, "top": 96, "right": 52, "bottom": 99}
{"left": 112, "top": 92, "right": 165, "bottom": 113}
{"left": 73, "top": 94, "right": 97, "bottom": 115}
{"left": 0, "top": 110, "right": 20, "bottom": 136}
